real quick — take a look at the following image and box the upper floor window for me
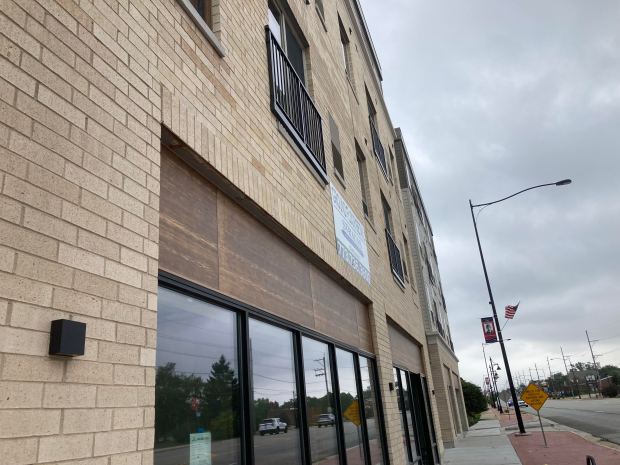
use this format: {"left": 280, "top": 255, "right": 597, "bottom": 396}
{"left": 315, "top": 0, "right": 325, "bottom": 22}
{"left": 266, "top": 1, "right": 326, "bottom": 178}
{"left": 329, "top": 115, "right": 344, "bottom": 181}
{"left": 339, "top": 16, "right": 353, "bottom": 81}
{"left": 189, "top": 0, "right": 213, "bottom": 28}
{"left": 269, "top": 1, "right": 305, "bottom": 81}
{"left": 356, "top": 142, "right": 372, "bottom": 221}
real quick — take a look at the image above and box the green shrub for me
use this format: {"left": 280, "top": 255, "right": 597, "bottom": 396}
{"left": 461, "top": 378, "right": 487, "bottom": 415}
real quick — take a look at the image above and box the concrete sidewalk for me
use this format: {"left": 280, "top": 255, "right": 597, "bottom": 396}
{"left": 443, "top": 410, "right": 522, "bottom": 465}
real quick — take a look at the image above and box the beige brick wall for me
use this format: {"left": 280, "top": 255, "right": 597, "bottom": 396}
{"left": 0, "top": 0, "right": 436, "bottom": 463}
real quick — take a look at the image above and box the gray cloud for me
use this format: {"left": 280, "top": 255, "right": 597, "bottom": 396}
{"left": 360, "top": 0, "right": 620, "bottom": 384}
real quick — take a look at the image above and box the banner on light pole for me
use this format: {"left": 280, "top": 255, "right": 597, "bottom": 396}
{"left": 481, "top": 317, "right": 498, "bottom": 343}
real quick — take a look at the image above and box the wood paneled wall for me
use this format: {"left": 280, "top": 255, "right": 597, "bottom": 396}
{"left": 160, "top": 148, "right": 372, "bottom": 352}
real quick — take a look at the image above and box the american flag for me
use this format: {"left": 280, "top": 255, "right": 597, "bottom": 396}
{"left": 505, "top": 303, "right": 519, "bottom": 319}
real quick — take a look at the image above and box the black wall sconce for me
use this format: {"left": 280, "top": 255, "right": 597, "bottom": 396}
{"left": 388, "top": 382, "right": 395, "bottom": 392}
{"left": 49, "top": 319, "right": 86, "bottom": 357}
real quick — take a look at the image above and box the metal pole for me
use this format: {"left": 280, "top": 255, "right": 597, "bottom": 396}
{"left": 547, "top": 357, "right": 554, "bottom": 396}
{"left": 537, "top": 410, "right": 548, "bottom": 447}
{"left": 490, "top": 358, "right": 503, "bottom": 413}
{"left": 535, "top": 363, "right": 541, "bottom": 382}
{"left": 529, "top": 367, "right": 534, "bottom": 384}
{"left": 560, "top": 347, "right": 577, "bottom": 398}
{"left": 469, "top": 200, "right": 525, "bottom": 433}
{"left": 482, "top": 343, "right": 495, "bottom": 408}
{"left": 586, "top": 330, "right": 601, "bottom": 397}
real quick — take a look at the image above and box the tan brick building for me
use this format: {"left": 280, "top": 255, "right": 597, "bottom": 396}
{"left": 395, "top": 129, "right": 469, "bottom": 448}
{"left": 0, "top": 0, "right": 463, "bottom": 464}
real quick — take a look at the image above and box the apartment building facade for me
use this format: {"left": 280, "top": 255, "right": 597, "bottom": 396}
{"left": 395, "top": 130, "right": 469, "bottom": 448}
{"left": 0, "top": 0, "right": 456, "bottom": 464}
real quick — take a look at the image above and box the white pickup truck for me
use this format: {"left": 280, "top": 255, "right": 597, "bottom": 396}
{"left": 258, "top": 418, "right": 288, "bottom": 435}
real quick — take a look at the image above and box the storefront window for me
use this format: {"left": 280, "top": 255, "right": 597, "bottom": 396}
{"left": 155, "top": 287, "right": 240, "bottom": 465}
{"left": 302, "top": 337, "right": 339, "bottom": 464}
{"left": 249, "top": 318, "right": 302, "bottom": 465}
{"left": 336, "top": 348, "right": 365, "bottom": 465}
{"left": 393, "top": 368, "right": 410, "bottom": 462}
{"left": 360, "top": 357, "right": 384, "bottom": 465}
{"left": 403, "top": 371, "right": 422, "bottom": 463}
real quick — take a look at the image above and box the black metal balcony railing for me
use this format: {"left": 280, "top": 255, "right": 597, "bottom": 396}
{"left": 385, "top": 229, "right": 405, "bottom": 286}
{"left": 369, "top": 117, "right": 388, "bottom": 177}
{"left": 266, "top": 28, "right": 326, "bottom": 179}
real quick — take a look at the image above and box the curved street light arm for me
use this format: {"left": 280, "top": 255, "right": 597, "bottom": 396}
{"left": 471, "top": 182, "right": 560, "bottom": 208}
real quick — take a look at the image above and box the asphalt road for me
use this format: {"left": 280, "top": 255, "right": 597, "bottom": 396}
{"left": 527, "top": 398, "right": 620, "bottom": 445}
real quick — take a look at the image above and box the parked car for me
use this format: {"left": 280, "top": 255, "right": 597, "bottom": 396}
{"left": 507, "top": 399, "right": 529, "bottom": 408}
{"left": 316, "top": 413, "right": 335, "bottom": 427}
{"left": 259, "top": 418, "right": 288, "bottom": 435}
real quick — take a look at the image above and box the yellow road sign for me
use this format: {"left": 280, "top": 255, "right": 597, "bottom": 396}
{"left": 343, "top": 400, "right": 362, "bottom": 426}
{"left": 520, "top": 383, "right": 549, "bottom": 411}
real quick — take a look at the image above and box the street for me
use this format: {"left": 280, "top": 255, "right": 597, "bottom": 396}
{"left": 527, "top": 398, "right": 620, "bottom": 445}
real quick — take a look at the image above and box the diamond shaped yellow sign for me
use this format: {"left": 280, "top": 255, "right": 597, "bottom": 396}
{"left": 520, "top": 383, "right": 549, "bottom": 411}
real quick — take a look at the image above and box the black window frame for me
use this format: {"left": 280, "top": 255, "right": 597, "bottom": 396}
{"left": 157, "top": 271, "right": 390, "bottom": 465}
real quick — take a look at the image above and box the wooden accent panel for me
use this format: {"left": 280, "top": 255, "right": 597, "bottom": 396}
{"left": 218, "top": 194, "right": 315, "bottom": 328}
{"left": 311, "top": 266, "right": 372, "bottom": 353}
{"left": 389, "top": 321, "right": 424, "bottom": 374}
{"left": 159, "top": 148, "right": 219, "bottom": 290}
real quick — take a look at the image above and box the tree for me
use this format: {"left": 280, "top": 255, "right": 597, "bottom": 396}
{"left": 600, "top": 365, "right": 620, "bottom": 385}
{"left": 461, "top": 379, "right": 487, "bottom": 416}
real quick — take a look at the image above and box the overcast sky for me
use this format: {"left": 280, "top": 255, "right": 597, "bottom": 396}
{"left": 359, "top": 0, "right": 620, "bottom": 387}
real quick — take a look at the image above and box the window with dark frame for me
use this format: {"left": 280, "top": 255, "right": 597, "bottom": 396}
{"left": 402, "top": 235, "right": 412, "bottom": 282}
{"left": 266, "top": 0, "right": 326, "bottom": 178}
{"left": 315, "top": 0, "right": 325, "bottom": 22}
{"left": 155, "top": 283, "right": 389, "bottom": 465}
{"left": 357, "top": 143, "right": 372, "bottom": 221}
{"left": 339, "top": 16, "right": 353, "bottom": 82}
{"left": 189, "top": 0, "right": 213, "bottom": 28}
{"left": 329, "top": 114, "right": 344, "bottom": 181}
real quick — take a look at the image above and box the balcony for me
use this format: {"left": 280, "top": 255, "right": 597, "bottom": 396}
{"left": 385, "top": 229, "right": 405, "bottom": 286}
{"left": 369, "top": 117, "right": 388, "bottom": 177}
{"left": 266, "top": 28, "right": 326, "bottom": 180}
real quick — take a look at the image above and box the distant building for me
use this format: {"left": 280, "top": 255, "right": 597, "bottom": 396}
{"left": 395, "top": 129, "right": 469, "bottom": 447}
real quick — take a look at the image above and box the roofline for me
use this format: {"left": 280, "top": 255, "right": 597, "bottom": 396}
{"left": 350, "top": 0, "right": 383, "bottom": 81}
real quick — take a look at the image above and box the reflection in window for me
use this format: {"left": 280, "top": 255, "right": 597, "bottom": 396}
{"left": 303, "top": 337, "right": 339, "bottom": 464}
{"left": 155, "top": 287, "right": 240, "bottom": 465}
{"left": 336, "top": 349, "right": 365, "bottom": 465}
{"left": 249, "top": 319, "right": 302, "bottom": 465}
{"left": 393, "top": 368, "right": 410, "bottom": 462}
{"left": 403, "top": 372, "right": 421, "bottom": 463}
{"left": 360, "top": 357, "right": 384, "bottom": 465}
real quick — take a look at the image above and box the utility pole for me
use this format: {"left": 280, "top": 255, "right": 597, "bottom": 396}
{"left": 529, "top": 367, "right": 534, "bottom": 384}
{"left": 586, "top": 330, "right": 601, "bottom": 397}
{"left": 547, "top": 357, "right": 554, "bottom": 396}
{"left": 560, "top": 347, "right": 579, "bottom": 398}
{"left": 535, "top": 363, "right": 541, "bottom": 382}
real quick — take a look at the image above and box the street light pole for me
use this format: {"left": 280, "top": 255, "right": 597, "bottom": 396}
{"left": 469, "top": 179, "right": 571, "bottom": 435}
{"left": 482, "top": 343, "right": 496, "bottom": 408}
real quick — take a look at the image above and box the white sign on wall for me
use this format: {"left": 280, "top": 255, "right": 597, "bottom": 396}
{"left": 330, "top": 184, "right": 371, "bottom": 283}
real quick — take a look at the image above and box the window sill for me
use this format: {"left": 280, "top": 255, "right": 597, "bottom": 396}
{"left": 177, "top": 0, "right": 226, "bottom": 57}
{"left": 333, "top": 169, "right": 346, "bottom": 189}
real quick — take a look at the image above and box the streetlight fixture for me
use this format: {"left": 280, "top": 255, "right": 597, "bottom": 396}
{"left": 469, "top": 179, "right": 572, "bottom": 434}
